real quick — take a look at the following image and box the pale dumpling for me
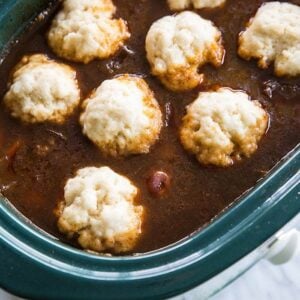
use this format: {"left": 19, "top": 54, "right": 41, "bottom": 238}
{"left": 4, "top": 54, "right": 80, "bottom": 124}
{"left": 145, "top": 11, "right": 224, "bottom": 91}
{"left": 238, "top": 2, "right": 300, "bottom": 77}
{"left": 48, "top": 0, "right": 130, "bottom": 63}
{"left": 180, "top": 88, "right": 269, "bottom": 167}
{"left": 80, "top": 75, "right": 162, "bottom": 156}
{"left": 58, "top": 166, "right": 143, "bottom": 253}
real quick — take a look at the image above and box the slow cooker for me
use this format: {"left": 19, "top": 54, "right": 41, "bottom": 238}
{"left": 0, "top": 1, "right": 299, "bottom": 299}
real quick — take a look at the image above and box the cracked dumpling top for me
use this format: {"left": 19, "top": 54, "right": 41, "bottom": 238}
{"left": 4, "top": 54, "right": 80, "bottom": 124}
{"left": 238, "top": 2, "right": 300, "bottom": 77}
{"left": 168, "top": 0, "right": 226, "bottom": 11}
{"left": 57, "top": 167, "right": 143, "bottom": 253}
{"left": 47, "top": 0, "right": 130, "bottom": 64}
{"left": 62, "top": 0, "right": 115, "bottom": 16}
{"left": 145, "top": 11, "right": 224, "bottom": 91}
{"left": 180, "top": 88, "right": 269, "bottom": 167}
{"left": 80, "top": 75, "right": 162, "bottom": 157}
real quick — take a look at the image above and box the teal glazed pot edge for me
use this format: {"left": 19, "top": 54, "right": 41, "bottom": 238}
{"left": 0, "top": 1, "right": 299, "bottom": 299}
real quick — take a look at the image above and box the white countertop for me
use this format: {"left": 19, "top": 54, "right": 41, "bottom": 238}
{"left": 211, "top": 252, "right": 300, "bottom": 300}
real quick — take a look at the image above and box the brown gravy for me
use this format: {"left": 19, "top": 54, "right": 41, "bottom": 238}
{"left": 0, "top": 0, "right": 299, "bottom": 254}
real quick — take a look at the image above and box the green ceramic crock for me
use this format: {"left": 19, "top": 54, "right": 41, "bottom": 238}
{"left": 0, "top": 1, "right": 299, "bottom": 299}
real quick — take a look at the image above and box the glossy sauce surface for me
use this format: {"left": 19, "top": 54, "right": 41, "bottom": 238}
{"left": 0, "top": 0, "right": 299, "bottom": 254}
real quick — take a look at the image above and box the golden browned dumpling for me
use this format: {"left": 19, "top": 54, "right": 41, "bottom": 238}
{"left": 239, "top": 2, "right": 300, "bottom": 77}
{"left": 145, "top": 11, "right": 224, "bottom": 91}
{"left": 4, "top": 54, "right": 80, "bottom": 124}
{"left": 168, "top": 0, "right": 226, "bottom": 11}
{"left": 80, "top": 75, "right": 163, "bottom": 156}
{"left": 48, "top": 0, "right": 130, "bottom": 63}
{"left": 180, "top": 88, "right": 269, "bottom": 167}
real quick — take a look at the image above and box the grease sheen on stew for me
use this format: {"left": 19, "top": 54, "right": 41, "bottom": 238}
{"left": 0, "top": 0, "right": 299, "bottom": 254}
